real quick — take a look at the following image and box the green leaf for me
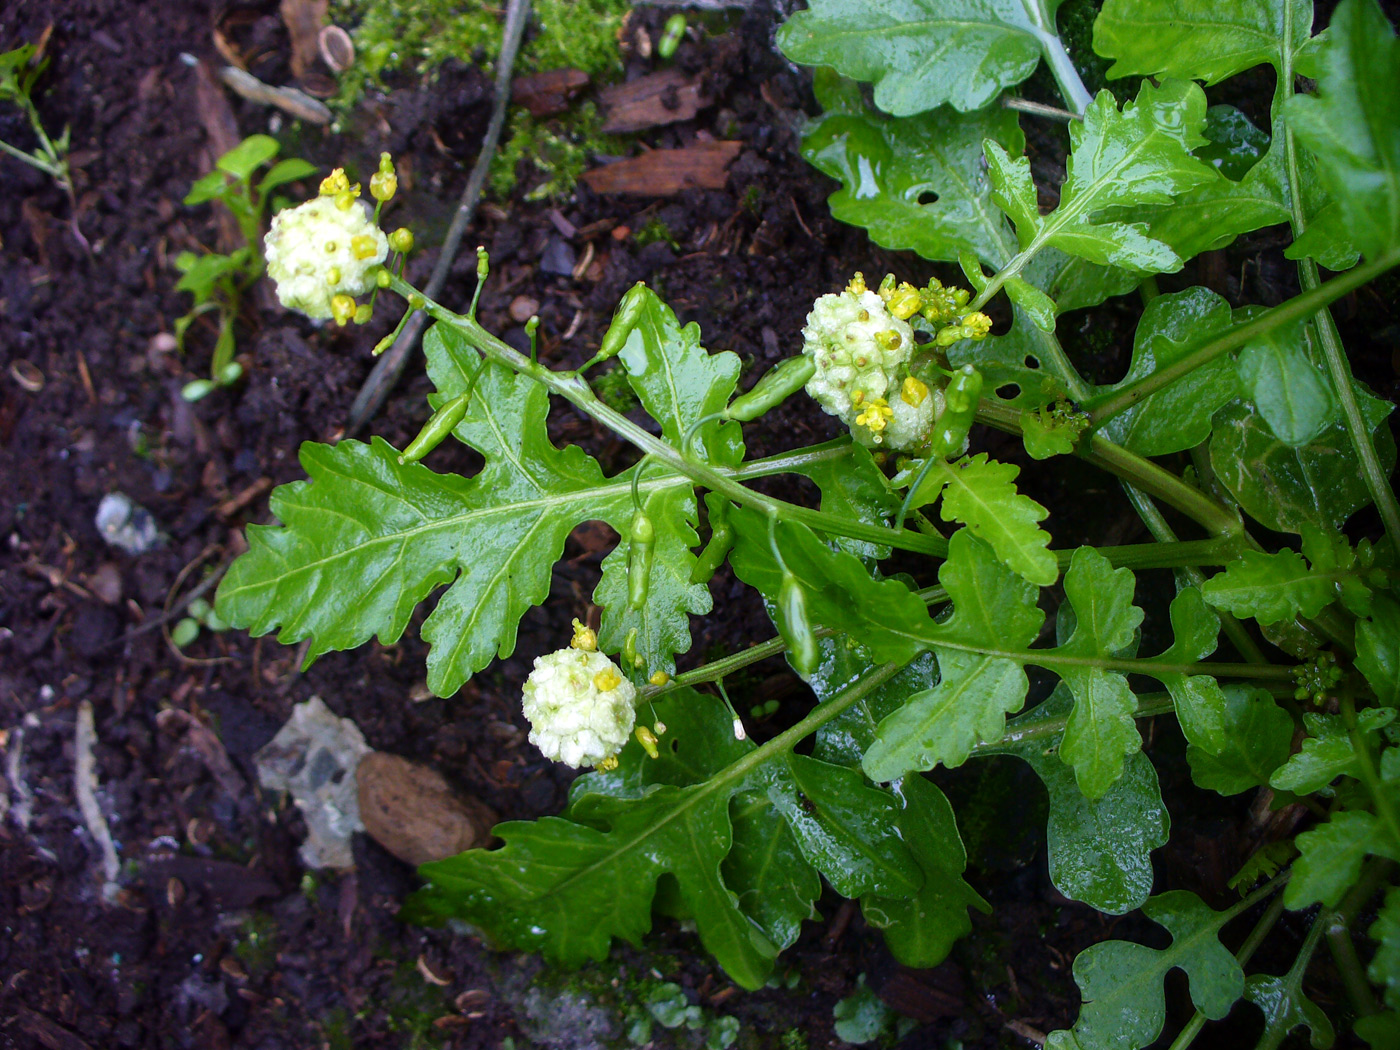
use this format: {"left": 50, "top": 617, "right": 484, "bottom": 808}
{"left": 617, "top": 286, "right": 744, "bottom": 466}
{"left": 861, "top": 775, "right": 989, "bottom": 968}
{"left": 1286, "top": 0, "right": 1400, "bottom": 260}
{"left": 256, "top": 157, "right": 318, "bottom": 198}
{"left": 1197, "top": 105, "right": 1271, "bottom": 181}
{"left": 216, "top": 324, "right": 638, "bottom": 697}
{"left": 727, "top": 507, "right": 935, "bottom": 666}
{"left": 986, "top": 80, "right": 1218, "bottom": 273}
{"left": 753, "top": 754, "right": 922, "bottom": 899}
{"left": 1286, "top": 810, "right": 1400, "bottom": 909}
{"left": 1052, "top": 548, "right": 1145, "bottom": 800}
{"left": 1093, "top": 0, "right": 1311, "bottom": 85}
{"left": 1243, "top": 973, "right": 1337, "bottom": 1049}
{"left": 949, "top": 310, "right": 1072, "bottom": 412}
{"left": 1003, "top": 688, "right": 1168, "bottom": 914}
{"left": 1093, "top": 287, "right": 1240, "bottom": 455}
{"left": 909, "top": 454, "right": 1056, "bottom": 586}
{"left": 215, "top": 134, "right": 280, "bottom": 180}
{"left": 792, "top": 441, "right": 899, "bottom": 562}
{"left": 1209, "top": 393, "right": 1396, "bottom": 534}
{"left": 1151, "top": 587, "right": 1228, "bottom": 755}
{"left": 724, "top": 793, "right": 821, "bottom": 951}
{"left": 864, "top": 531, "right": 1044, "bottom": 781}
{"left": 1065, "top": 891, "right": 1245, "bottom": 1050}
{"left": 1186, "top": 686, "right": 1293, "bottom": 795}
{"left": 1201, "top": 549, "right": 1335, "bottom": 625}
{"left": 1369, "top": 886, "right": 1400, "bottom": 1011}
{"left": 595, "top": 483, "right": 710, "bottom": 678}
{"left": 832, "top": 977, "right": 891, "bottom": 1045}
{"left": 1234, "top": 315, "right": 1335, "bottom": 447}
{"left": 1359, "top": 597, "right": 1400, "bottom": 706}
{"left": 1269, "top": 711, "right": 1398, "bottom": 794}
{"left": 798, "top": 72, "right": 1027, "bottom": 266}
{"left": 777, "top": 0, "right": 1061, "bottom": 116}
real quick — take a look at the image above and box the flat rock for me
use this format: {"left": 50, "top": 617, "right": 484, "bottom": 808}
{"left": 357, "top": 752, "right": 496, "bottom": 867}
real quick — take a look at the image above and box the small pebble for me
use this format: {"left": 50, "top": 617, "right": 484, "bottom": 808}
{"left": 509, "top": 295, "right": 541, "bottom": 323}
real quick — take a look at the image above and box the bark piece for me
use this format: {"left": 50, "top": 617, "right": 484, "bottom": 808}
{"left": 581, "top": 141, "right": 741, "bottom": 197}
{"left": 513, "top": 68, "right": 590, "bottom": 118}
{"left": 599, "top": 69, "right": 710, "bottom": 133}
{"left": 357, "top": 752, "right": 496, "bottom": 867}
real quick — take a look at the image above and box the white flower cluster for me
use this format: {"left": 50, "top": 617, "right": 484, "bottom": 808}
{"left": 264, "top": 195, "right": 387, "bottom": 320}
{"left": 801, "top": 284, "right": 943, "bottom": 451}
{"left": 521, "top": 647, "right": 638, "bottom": 768}
{"left": 801, "top": 287, "right": 913, "bottom": 420}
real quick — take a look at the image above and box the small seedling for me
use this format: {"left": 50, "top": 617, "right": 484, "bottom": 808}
{"left": 176, "top": 135, "right": 317, "bottom": 400}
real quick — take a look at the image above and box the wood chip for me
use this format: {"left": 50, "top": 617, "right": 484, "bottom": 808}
{"left": 512, "top": 68, "right": 590, "bottom": 118}
{"left": 218, "top": 65, "right": 331, "bottom": 125}
{"left": 599, "top": 69, "right": 711, "bottom": 134}
{"left": 580, "top": 141, "right": 741, "bottom": 197}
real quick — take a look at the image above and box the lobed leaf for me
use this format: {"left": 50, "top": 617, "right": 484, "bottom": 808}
{"left": 913, "top": 455, "right": 1057, "bottom": 587}
{"left": 1369, "top": 887, "right": 1400, "bottom": 1011}
{"left": 1150, "top": 587, "right": 1228, "bottom": 755}
{"left": 1052, "top": 548, "right": 1145, "bottom": 800}
{"left": 1243, "top": 974, "right": 1336, "bottom": 1050}
{"left": 863, "top": 531, "right": 1043, "bottom": 781}
{"left": 1063, "top": 891, "right": 1245, "bottom": 1050}
{"left": 777, "top": 0, "right": 1061, "bottom": 116}
{"left": 1201, "top": 549, "right": 1335, "bottom": 625}
{"left": 986, "top": 80, "right": 1218, "bottom": 274}
{"left": 1270, "top": 710, "right": 1395, "bottom": 795}
{"left": 1286, "top": 810, "right": 1400, "bottom": 909}
{"left": 1286, "top": 0, "right": 1400, "bottom": 261}
{"left": 1002, "top": 687, "right": 1168, "bottom": 914}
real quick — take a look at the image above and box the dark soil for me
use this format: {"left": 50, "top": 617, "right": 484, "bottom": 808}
{"left": 1, "top": 2, "right": 1395, "bottom": 1049}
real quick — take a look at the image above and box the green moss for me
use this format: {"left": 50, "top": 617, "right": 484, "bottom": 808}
{"left": 634, "top": 217, "right": 680, "bottom": 251}
{"left": 331, "top": 0, "right": 630, "bottom": 107}
{"left": 491, "top": 103, "right": 627, "bottom": 200}
{"left": 232, "top": 911, "right": 279, "bottom": 975}
{"left": 592, "top": 364, "right": 639, "bottom": 413}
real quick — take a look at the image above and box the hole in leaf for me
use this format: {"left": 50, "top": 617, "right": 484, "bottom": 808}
{"left": 996, "top": 383, "right": 1021, "bottom": 401}
{"left": 1024, "top": 355, "right": 1040, "bottom": 370}
{"left": 916, "top": 191, "right": 938, "bottom": 206}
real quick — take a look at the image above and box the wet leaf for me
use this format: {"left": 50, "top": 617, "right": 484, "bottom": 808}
{"left": 1286, "top": 810, "right": 1400, "bottom": 909}
{"left": 1234, "top": 315, "right": 1334, "bottom": 447}
{"left": 1201, "top": 549, "right": 1335, "bottom": 625}
{"left": 1243, "top": 973, "right": 1336, "bottom": 1049}
{"left": 1358, "top": 597, "right": 1400, "bottom": 706}
{"left": 778, "top": 0, "right": 1061, "bottom": 116}
{"left": 1064, "top": 890, "right": 1245, "bottom": 1050}
{"left": 1186, "top": 686, "right": 1293, "bottom": 795}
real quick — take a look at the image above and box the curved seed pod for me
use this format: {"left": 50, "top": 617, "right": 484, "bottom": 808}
{"left": 597, "top": 282, "right": 648, "bottom": 364}
{"left": 398, "top": 392, "right": 471, "bottom": 464}
{"left": 658, "top": 13, "right": 686, "bottom": 58}
{"left": 724, "top": 355, "right": 817, "bottom": 421}
{"left": 626, "top": 510, "right": 656, "bottom": 610}
{"left": 930, "top": 364, "right": 983, "bottom": 459}
{"left": 777, "top": 572, "right": 819, "bottom": 679}
{"left": 689, "top": 519, "right": 734, "bottom": 585}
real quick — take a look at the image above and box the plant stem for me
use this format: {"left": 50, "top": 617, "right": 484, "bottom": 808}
{"left": 0, "top": 135, "right": 64, "bottom": 179}
{"left": 977, "top": 399, "right": 1244, "bottom": 538}
{"left": 1254, "top": 904, "right": 1331, "bottom": 1050}
{"left": 1024, "top": 0, "right": 1093, "bottom": 115}
{"left": 1341, "top": 692, "right": 1400, "bottom": 856}
{"left": 1002, "top": 96, "right": 1082, "bottom": 122}
{"left": 1083, "top": 247, "right": 1400, "bottom": 428}
{"left": 396, "top": 276, "right": 955, "bottom": 556}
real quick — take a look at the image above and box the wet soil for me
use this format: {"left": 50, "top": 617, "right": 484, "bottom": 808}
{"left": 1, "top": 1, "right": 1396, "bottom": 1049}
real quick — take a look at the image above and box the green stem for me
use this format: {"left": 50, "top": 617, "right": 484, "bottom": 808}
{"left": 1254, "top": 904, "right": 1330, "bottom": 1050}
{"left": 1084, "top": 247, "right": 1400, "bottom": 428}
{"left": 978, "top": 399, "right": 1244, "bottom": 538}
{"left": 1121, "top": 484, "right": 1267, "bottom": 663}
{"left": 1341, "top": 692, "right": 1400, "bottom": 855}
{"left": 393, "top": 276, "right": 951, "bottom": 558}
{"left": 0, "top": 136, "right": 64, "bottom": 179}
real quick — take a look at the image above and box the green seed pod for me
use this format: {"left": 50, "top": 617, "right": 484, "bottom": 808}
{"left": 724, "top": 355, "right": 817, "bottom": 421}
{"left": 777, "top": 572, "right": 819, "bottom": 679}
{"left": 622, "top": 627, "right": 642, "bottom": 669}
{"left": 658, "top": 13, "right": 687, "bottom": 58}
{"left": 689, "top": 519, "right": 734, "bottom": 584}
{"left": 627, "top": 510, "right": 656, "bottom": 610}
{"left": 398, "top": 392, "right": 471, "bottom": 464}
{"left": 598, "top": 283, "right": 648, "bottom": 363}
{"left": 930, "top": 364, "right": 983, "bottom": 459}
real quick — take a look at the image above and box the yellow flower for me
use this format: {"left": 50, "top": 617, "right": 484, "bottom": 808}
{"left": 569, "top": 618, "right": 598, "bottom": 652}
{"left": 855, "top": 398, "right": 894, "bottom": 433}
{"left": 901, "top": 376, "right": 929, "bottom": 407}
{"left": 319, "top": 168, "right": 350, "bottom": 196}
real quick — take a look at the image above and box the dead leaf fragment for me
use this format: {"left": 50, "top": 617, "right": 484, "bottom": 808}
{"left": 599, "top": 69, "right": 711, "bottom": 134}
{"left": 580, "top": 142, "right": 741, "bottom": 197}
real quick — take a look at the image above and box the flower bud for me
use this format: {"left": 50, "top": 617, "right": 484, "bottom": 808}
{"left": 387, "top": 227, "right": 414, "bottom": 254}
{"left": 570, "top": 617, "right": 598, "bottom": 652}
{"left": 369, "top": 171, "right": 397, "bottom": 202}
{"left": 330, "top": 294, "right": 356, "bottom": 326}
